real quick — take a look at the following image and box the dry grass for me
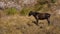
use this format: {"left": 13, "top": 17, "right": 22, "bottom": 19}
{"left": 0, "top": 14, "right": 60, "bottom": 34}
{"left": 0, "top": 0, "right": 60, "bottom": 34}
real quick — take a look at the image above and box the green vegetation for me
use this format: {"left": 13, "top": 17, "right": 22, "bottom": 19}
{"left": 0, "top": 0, "right": 56, "bottom": 16}
{"left": 19, "top": 0, "right": 56, "bottom": 15}
{"left": 51, "top": 0, "right": 56, "bottom": 3}
{"left": 0, "top": 0, "right": 60, "bottom": 34}
{"left": 5, "top": 8, "right": 18, "bottom": 15}
{"left": 20, "top": 7, "right": 32, "bottom": 16}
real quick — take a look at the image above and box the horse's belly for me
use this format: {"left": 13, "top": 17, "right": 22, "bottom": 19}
{"left": 39, "top": 18, "right": 45, "bottom": 20}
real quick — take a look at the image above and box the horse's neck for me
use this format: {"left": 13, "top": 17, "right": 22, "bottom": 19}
{"left": 33, "top": 13, "right": 38, "bottom": 16}
{"left": 33, "top": 13, "right": 38, "bottom": 19}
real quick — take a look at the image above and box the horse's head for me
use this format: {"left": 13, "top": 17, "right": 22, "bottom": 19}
{"left": 28, "top": 11, "right": 39, "bottom": 16}
{"left": 28, "top": 11, "right": 33, "bottom": 16}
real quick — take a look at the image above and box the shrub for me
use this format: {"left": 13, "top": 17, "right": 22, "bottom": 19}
{"left": 5, "top": 8, "right": 18, "bottom": 15}
{"left": 20, "top": 7, "right": 32, "bottom": 16}
{"left": 51, "top": 0, "right": 56, "bottom": 3}
{"left": 33, "top": 4, "right": 43, "bottom": 11}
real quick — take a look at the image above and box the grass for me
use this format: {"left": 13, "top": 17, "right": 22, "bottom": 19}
{"left": 51, "top": 0, "right": 56, "bottom": 3}
{"left": 4, "top": 8, "right": 18, "bottom": 15}
{"left": 0, "top": 14, "right": 60, "bottom": 34}
{"left": 0, "top": 0, "right": 59, "bottom": 34}
{"left": 20, "top": 7, "right": 32, "bottom": 16}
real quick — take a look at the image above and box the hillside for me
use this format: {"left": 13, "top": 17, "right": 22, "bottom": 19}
{"left": 0, "top": 0, "right": 60, "bottom": 34}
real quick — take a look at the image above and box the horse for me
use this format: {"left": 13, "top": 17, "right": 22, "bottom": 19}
{"left": 28, "top": 11, "right": 51, "bottom": 26}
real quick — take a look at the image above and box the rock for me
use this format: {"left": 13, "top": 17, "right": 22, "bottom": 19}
{"left": 0, "top": 2, "right": 6, "bottom": 10}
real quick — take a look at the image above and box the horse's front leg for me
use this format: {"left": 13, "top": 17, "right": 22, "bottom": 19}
{"left": 36, "top": 16, "right": 39, "bottom": 26}
{"left": 33, "top": 16, "right": 39, "bottom": 26}
{"left": 35, "top": 19, "right": 38, "bottom": 25}
{"left": 33, "top": 18, "right": 38, "bottom": 25}
{"left": 47, "top": 18, "right": 50, "bottom": 26}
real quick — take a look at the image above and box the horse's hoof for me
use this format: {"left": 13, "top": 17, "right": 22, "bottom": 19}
{"left": 32, "top": 21, "right": 39, "bottom": 26}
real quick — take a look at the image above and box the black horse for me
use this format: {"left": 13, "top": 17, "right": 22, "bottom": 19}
{"left": 28, "top": 11, "right": 51, "bottom": 26}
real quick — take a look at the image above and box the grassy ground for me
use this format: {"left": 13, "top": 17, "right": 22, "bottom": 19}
{"left": 0, "top": 14, "right": 60, "bottom": 34}
{"left": 0, "top": 0, "right": 60, "bottom": 34}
